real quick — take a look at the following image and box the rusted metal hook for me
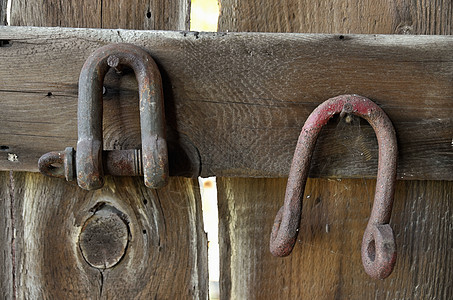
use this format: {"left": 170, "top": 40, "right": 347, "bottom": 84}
{"left": 38, "top": 43, "right": 168, "bottom": 190}
{"left": 270, "top": 94, "right": 397, "bottom": 280}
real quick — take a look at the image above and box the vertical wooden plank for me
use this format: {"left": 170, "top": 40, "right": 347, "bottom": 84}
{"left": 10, "top": 0, "right": 190, "bottom": 30}
{"left": 218, "top": 0, "right": 453, "bottom": 34}
{"left": 11, "top": 173, "right": 207, "bottom": 299}
{"left": 12, "top": 173, "right": 100, "bottom": 298}
{"left": 102, "top": 0, "right": 190, "bottom": 30}
{"left": 1, "top": 1, "right": 12, "bottom": 296}
{"left": 218, "top": 178, "right": 453, "bottom": 299}
{"left": 7, "top": 0, "right": 207, "bottom": 298}
{"left": 0, "top": 2, "right": 11, "bottom": 295}
{"left": 217, "top": 0, "right": 453, "bottom": 299}
{"left": 0, "top": 0, "right": 6, "bottom": 25}
{"left": 0, "top": 172, "right": 14, "bottom": 299}
{"left": 10, "top": 0, "right": 102, "bottom": 28}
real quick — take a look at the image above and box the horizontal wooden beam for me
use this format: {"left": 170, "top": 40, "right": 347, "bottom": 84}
{"left": 0, "top": 26, "right": 452, "bottom": 180}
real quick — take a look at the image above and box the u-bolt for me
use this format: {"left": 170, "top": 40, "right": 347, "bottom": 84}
{"left": 270, "top": 94, "right": 397, "bottom": 280}
{"left": 38, "top": 43, "right": 168, "bottom": 190}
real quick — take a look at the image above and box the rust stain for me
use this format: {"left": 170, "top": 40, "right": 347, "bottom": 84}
{"left": 270, "top": 94, "right": 398, "bottom": 280}
{"left": 38, "top": 44, "right": 168, "bottom": 190}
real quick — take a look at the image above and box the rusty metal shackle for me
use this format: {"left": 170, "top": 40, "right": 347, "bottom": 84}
{"left": 38, "top": 43, "right": 168, "bottom": 190}
{"left": 270, "top": 94, "right": 397, "bottom": 280}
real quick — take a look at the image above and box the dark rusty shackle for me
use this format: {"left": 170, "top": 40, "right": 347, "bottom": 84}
{"left": 270, "top": 94, "right": 397, "bottom": 280}
{"left": 38, "top": 43, "right": 168, "bottom": 190}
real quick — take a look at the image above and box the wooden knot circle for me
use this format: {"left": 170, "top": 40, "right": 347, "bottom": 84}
{"left": 79, "top": 204, "right": 129, "bottom": 269}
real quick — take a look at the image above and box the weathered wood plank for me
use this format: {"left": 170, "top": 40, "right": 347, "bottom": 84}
{"left": 9, "top": 0, "right": 190, "bottom": 30}
{"left": 218, "top": 0, "right": 453, "bottom": 35}
{"left": 0, "top": 0, "right": 6, "bottom": 26}
{"left": 218, "top": 178, "right": 453, "bottom": 299}
{"left": 10, "top": 0, "right": 102, "bottom": 28}
{"left": 11, "top": 173, "right": 207, "bottom": 299}
{"left": 0, "top": 27, "right": 452, "bottom": 180}
{"left": 103, "top": 0, "right": 190, "bottom": 30}
{"left": 0, "top": 172, "right": 14, "bottom": 299}
{"left": 217, "top": 1, "right": 453, "bottom": 299}
{"left": 2, "top": 1, "right": 208, "bottom": 299}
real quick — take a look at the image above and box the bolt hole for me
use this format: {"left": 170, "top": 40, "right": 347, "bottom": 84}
{"left": 47, "top": 92, "right": 53, "bottom": 97}
{"left": 367, "top": 239, "right": 376, "bottom": 262}
{"left": 0, "top": 40, "right": 12, "bottom": 47}
{"left": 0, "top": 145, "right": 9, "bottom": 151}
{"left": 143, "top": 229, "right": 147, "bottom": 234}
{"left": 146, "top": 11, "right": 151, "bottom": 19}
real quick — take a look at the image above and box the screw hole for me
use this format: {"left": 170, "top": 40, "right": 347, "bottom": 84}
{"left": 0, "top": 145, "right": 9, "bottom": 151}
{"left": 367, "top": 239, "right": 376, "bottom": 262}
{"left": 146, "top": 11, "right": 151, "bottom": 19}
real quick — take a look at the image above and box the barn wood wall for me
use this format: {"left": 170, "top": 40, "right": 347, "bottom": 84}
{"left": 217, "top": 0, "right": 453, "bottom": 299}
{"left": 1, "top": 0, "right": 207, "bottom": 298}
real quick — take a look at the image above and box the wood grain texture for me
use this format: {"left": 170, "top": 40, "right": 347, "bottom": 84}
{"left": 218, "top": 0, "right": 453, "bottom": 34}
{"left": 217, "top": 1, "right": 453, "bottom": 300}
{"left": 1, "top": 1, "right": 208, "bottom": 299}
{"left": 0, "top": 172, "right": 14, "bottom": 299}
{"left": 102, "top": 0, "right": 190, "bottom": 30}
{"left": 10, "top": 0, "right": 190, "bottom": 30}
{"left": 10, "top": 173, "right": 207, "bottom": 299}
{"left": 218, "top": 178, "right": 453, "bottom": 299}
{"left": 10, "top": 0, "right": 102, "bottom": 28}
{"left": 0, "top": 27, "right": 452, "bottom": 180}
{"left": 0, "top": 0, "right": 6, "bottom": 26}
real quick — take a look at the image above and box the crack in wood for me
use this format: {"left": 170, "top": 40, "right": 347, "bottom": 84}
{"left": 8, "top": 171, "right": 16, "bottom": 300}
{"left": 99, "top": 269, "right": 104, "bottom": 298}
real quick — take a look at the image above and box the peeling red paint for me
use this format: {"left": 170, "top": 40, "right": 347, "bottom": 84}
{"left": 270, "top": 94, "right": 397, "bottom": 280}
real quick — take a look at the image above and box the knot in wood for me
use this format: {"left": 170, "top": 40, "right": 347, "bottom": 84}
{"left": 79, "top": 205, "right": 129, "bottom": 269}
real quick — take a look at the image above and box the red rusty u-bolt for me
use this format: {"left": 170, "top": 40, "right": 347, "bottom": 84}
{"left": 270, "top": 94, "right": 397, "bottom": 280}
